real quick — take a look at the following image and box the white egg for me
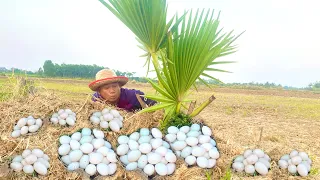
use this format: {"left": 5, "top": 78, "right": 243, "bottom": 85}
{"left": 253, "top": 149, "right": 265, "bottom": 158}
{"left": 59, "top": 136, "right": 71, "bottom": 145}
{"left": 234, "top": 155, "right": 244, "bottom": 162}
{"left": 168, "top": 126, "right": 179, "bottom": 134}
{"left": 151, "top": 138, "right": 163, "bottom": 149}
{"left": 177, "top": 131, "right": 187, "bottom": 141}
{"left": 102, "top": 108, "right": 110, "bottom": 114}
{"left": 82, "top": 128, "right": 92, "bottom": 136}
{"left": 109, "top": 120, "right": 120, "bottom": 132}
{"left": 144, "top": 164, "right": 155, "bottom": 176}
{"left": 90, "top": 116, "right": 100, "bottom": 125}
{"left": 34, "top": 162, "right": 48, "bottom": 175}
{"left": 110, "top": 109, "right": 120, "bottom": 117}
{"left": 13, "top": 125, "right": 20, "bottom": 130}
{"left": 258, "top": 158, "right": 270, "bottom": 169}
{"left": 17, "top": 118, "right": 27, "bottom": 128}
{"left": 70, "top": 132, "right": 81, "bottom": 141}
{"left": 89, "top": 152, "right": 103, "bottom": 164}
{"left": 12, "top": 155, "right": 23, "bottom": 163}
{"left": 202, "top": 126, "right": 212, "bottom": 136}
{"left": 58, "top": 119, "right": 66, "bottom": 125}
{"left": 180, "top": 126, "right": 190, "bottom": 133}
{"left": 23, "top": 164, "right": 34, "bottom": 174}
{"left": 85, "top": 164, "right": 97, "bottom": 176}
{"left": 97, "top": 146, "right": 109, "bottom": 156}
{"left": 21, "top": 126, "right": 29, "bottom": 134}
{"left": 61, "top": 155, "right": 71, "bottom": 165}
{"left": 25, "top": 154, "right": 38, "bottom": 164}
{"left": 246, "top": 154, "right": 258, "bottom": 165}
{"left": 299, "top": 152, "right": 309, "bottom": 161}
{"left": 129, "top": 132, "right": 140, "bottom": 141}
{"left": 80, "top": 136, "right": 93, "bottom": 144}
{"left": 105, "top": 141, "right": 112, "bottom": 148}
{"left": 301, "top": 161, "right": 311, "bottom": 172}
{"left": 32, "top": 149, "right": 44, "bottom": 158}
{"left": 36, "top": 119, "right": 43, "bottom": 127}
{"left": 65, "top": 109, "right": 73, "bottom": 114}
{"left": 207, "top": 159, "right": 216, "bottom": 168}
{"left": 60, "top": 112, "right": 69, "bottom": 119}
{"left": 243, "top": 159, "right": 249, "bottom": 167}
{"left": 162, "top": 141, "right": 170, "bottom": 149}
{"left": 209, "top": 149, "right": 220, "bottom": 159}
{"left": 51, "top": 117, "right": 58, "bottom": 124}
{"left": 164, "top": 163, "right": 174, "bottom": 175}
{"left": 245, "top": 164, "right": 255, "bottom": 174}
{"left": 93, "top": 129, "right": 104, "bottom": 139}
{"left": 93, "top": 111, "right": 102, "bottom": 117}
{"left": 255, "top": 162, "right": 268, "bottom": 176}
{"left": 148, "top": 152, "right": 162, "bottom": 164}
{"left": 99, "top": 121, "right": 108, "bottom": 129}
{"left": 165, "top": 134, "right": 177, "bottom": 143}
{"left": 165, "top": 151, "right": 177, "bottom": 163}
{"left": 243, "top": 149, "right": 253, "bottom": 158}
{"left": 106, "top": 152, "right": 118, "bottom": 163}
{"left": 138, "top": 136, "right": 151, "bottom": 144}
{"left": 138, "top": 155, "right": 148, "bottom": 169}
{"left": 70, "top": 140, "right": 80, "bottom": 150}
{"left": 37, "top": 158, "right": 50, "bottom": 168}
{"left": 204, "top": 152, "right": 210, "bottom": 159}
{"left": 297, "top": 164, "right": 308, "bottom": 177}
{"left": 201, "top": 143, "right": 213, "bottom": 151}
{"left": 80, "top": 143, "right": 94, "bottom": 154}
{"left": 155, "top": 146, "right": 168, "bottom": 156}
{"left": 10, "top": 162, "right": 23, "bottom": 171}
{"left": 120, "top": 155, "right": 129, "bottom": 165}
{"left": 192, "top": 147, "right": 206, "bottom": 157}
{"left": 79, "top": 155, "right": 90, "bottom": 169}
{"left": 128, "top": 140, "right": 139, "bottom": 150}
{"left": 67, "top": 162, "right": 80, "bottom": 171}
{"left": 27, "top": 118, "right": 36, "bottom": 126}
{"left": 117, "top": 144, "right": 129, "bottom": 156}
{"left": 66, "top": 117, "right": 75, "bottom": 126}
{"left": 264, "top": 154, "right": 271, "bottom": 161}
{"left": 155, "top": 163, "right": 167, "bottom": 176}
{"left": 108, "top": 163, "right": 117, "bottom": 175}
{"left": 176, "top": 151, "right": 181, "bottom": 157}
{"left": 22, "top": 149, "right": 32, "bottom": 158}
{"left": 118, "top": 135, "right": 129, "bottom": 144}
{"left": 210, "top": 139, "right": 217, "bottom": 146}
{"left": 172, "top": 141, "right": 187, "bottom": 151}
{"left": 187, "top": 131, "right": 200, "bottom": 137}
{"left": 198, "top": 135, "right": 211, "bottom": 144}
{"left": 102, "top": 157, "right": 110, "bottom": 164}
{"left": 140, "top": 128, "right": 150, "bottom": 136}
{"left": 291, "top": 156, "right": 302, "bottom": 165}
{"left": 288, "top": 164, "right": 297, "bottom": 174}
{"left": 97, "top": 163, "right": 109, "bottom": 176}
{"left": 28, "top": 125, "right": 39, "bottom": 133}
{"left": 103, "top": 113, "right": 114, "bottom": 121}
{"left": 93, "top": 138, "right": 105, "bottom": 149}
{"left": 11, "top": 130, "right": 21, "bottom": 138}
{"left": 151, "top": 128, "right": 163, "bottom": 138}
{"left": 181, "top": 146, "right": 192, "bottom": 158}
{"left": 280, "top": 154, "right": 290, "bottom": 161}
{"left": 197, "top": 157, "right": 209, "bottom": 168}
{"left": 69, "top": 150, "right": 83, "bottom": 162}
{"left": 278, "top": 159, "right": 288, "bottom": 169}
{"left": 191, "top": 124, "right": 200, "bottom": 131}
{"left": 290, "top": 150, "right": 299, "bottom": 158}
{"left": 139, "top": 143, "right": 152, "bottom": 154}
{"left": 185, "top": 155, "right": 196, "bottom": 165}
{"left": 127, "top": 150, "right": 141, "bottom": 162}
{"left": 126, "top": 162, "right": 138, "bottom": 171}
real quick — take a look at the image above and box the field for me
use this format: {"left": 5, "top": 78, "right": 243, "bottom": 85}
{"left": 0, "top": 76, "right": 319, "bottom": 179}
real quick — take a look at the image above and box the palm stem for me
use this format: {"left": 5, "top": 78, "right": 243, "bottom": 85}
{"left": 190, "top": 94, "right": 216, "bottom": 117}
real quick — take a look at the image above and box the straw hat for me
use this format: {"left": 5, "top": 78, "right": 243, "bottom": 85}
{"left": 89, "top": 69, "right": 128, "bottom": 91}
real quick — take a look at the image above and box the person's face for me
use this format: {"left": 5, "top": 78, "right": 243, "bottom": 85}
{"left": 98, "top": 82, "right": 121, "bottom": 103}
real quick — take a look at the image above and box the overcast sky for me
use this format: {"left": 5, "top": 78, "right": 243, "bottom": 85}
{"left": 1, "top": 0, "right": 319, "bottom": 87}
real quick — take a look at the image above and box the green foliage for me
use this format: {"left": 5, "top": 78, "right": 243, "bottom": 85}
{"left": 220, "top": 167, "right": 232, "bottom": 180}
{"left": 160, "top": 113, "right": 192, "bottom": 133}
{"left": 43, "top": 60, "right": 55, "bottom": 76}
{"left": 205, "top": 169, "right": 213, "bottom": 180}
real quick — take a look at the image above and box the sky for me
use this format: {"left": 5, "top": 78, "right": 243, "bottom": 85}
{"left": 0, "top": 0, "right": 319, "bottom": 87}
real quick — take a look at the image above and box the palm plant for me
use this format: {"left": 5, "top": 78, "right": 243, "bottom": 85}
{"left": 99, "top": 0, "right": 242, "bottom": 127}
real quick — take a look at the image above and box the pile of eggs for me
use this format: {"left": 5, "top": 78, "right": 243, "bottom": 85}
{"left": 89, "top": 108, "right": 123, "bottom": 132}
{"left": 10, "top": 148, "right": 50, "bottom": 175}
{"left": 117, "top": 128, "right": 177, "bottom": 176}
{"left": 278, "top": 150, "right": 312, "bottom": 177}
{"left": 11, "top": 116, "right": 43, "bottom": 138}
{"left": 232, "top": 149, "right": 271, "bottom": 176}
{"left": 50, "top": 109, "right": 77, "bottom": 126}
{"left": 58, "top": 128, "right": 118, "bottom": 176}
{"left": 165, "top": 124, "right": 219, "bottom": 168}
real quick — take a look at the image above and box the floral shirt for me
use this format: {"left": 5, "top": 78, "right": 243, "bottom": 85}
{"left": 92, "top": 88, "right": 156, "bottom": 112}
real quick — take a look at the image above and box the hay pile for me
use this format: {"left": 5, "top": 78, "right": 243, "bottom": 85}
{"left": 0, "top": 92, "right": 316, "bottom": 180}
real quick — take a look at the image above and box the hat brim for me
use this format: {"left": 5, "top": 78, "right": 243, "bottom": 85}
{"left": 88, "top": 76, "right": 128, "bottom": 91}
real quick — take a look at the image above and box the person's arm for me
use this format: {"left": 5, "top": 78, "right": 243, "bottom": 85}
{"left": 134, "top": 90, "right": 157, "bottom": 107}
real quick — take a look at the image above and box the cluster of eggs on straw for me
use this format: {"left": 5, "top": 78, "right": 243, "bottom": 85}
{"left": 50, "top": 109, "right": 77, "bottom": 126}
{"left": 89, "top": 108, "right": 124, "bottom": 132}
{"left": 278, "top": 150, "right": 312, "bottom": 177}
{"left": 11, "top": 116, "right": 43, "bottom": 138}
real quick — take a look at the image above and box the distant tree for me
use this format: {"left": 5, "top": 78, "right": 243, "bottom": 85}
{"left": 43, "top": 60, "right": 55, "bottom": 76}
{"left": 37, "top": 67, "right": 44, "bottom": 76}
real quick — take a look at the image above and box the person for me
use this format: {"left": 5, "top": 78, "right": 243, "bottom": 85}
{"left": 88, "top": 69, "right": 156, "bottom": 111}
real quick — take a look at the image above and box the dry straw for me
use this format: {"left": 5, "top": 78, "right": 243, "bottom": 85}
{"left": 0, "top": 91, "right": 316, "bottom": 180}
